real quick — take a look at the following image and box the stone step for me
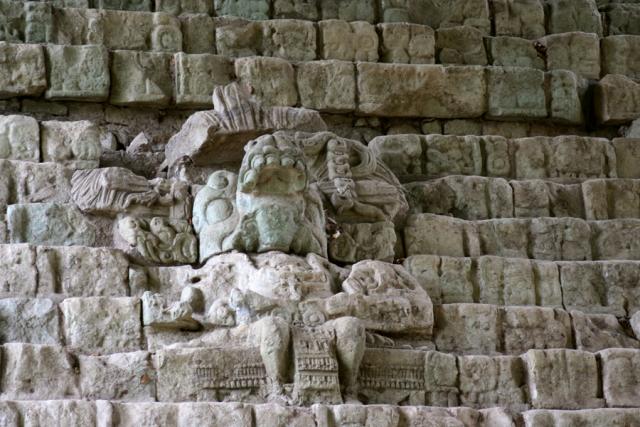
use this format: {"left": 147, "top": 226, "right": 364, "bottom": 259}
{"left": 404, "top": 214, "right": 640, "bottom": 262}
{"left": 371, "top": 135, "right": 640, "bottom": 181}
{"left": 0, "top": 344, "right": 638, "bottom": 412}
{"left": 406, "top": 176, "right": 640, "bottom": 221}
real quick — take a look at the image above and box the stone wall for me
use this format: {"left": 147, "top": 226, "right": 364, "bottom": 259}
{"left": 0, "top": 0, "right": 639, "bottom": 425}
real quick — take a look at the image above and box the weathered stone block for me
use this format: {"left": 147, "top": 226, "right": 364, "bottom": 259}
{"left": 157, "top": 0, "right": 212, "bottom": 15}
{"left": 102, "top": 10, "right": 154, "bottom": 51}
{"left": 572, "top": 311, "right": 639, "bottom": 352}
{"left": 215, "top": 18, "right": 261, "bottom": 58}
{"left": 595, "top": 74, "right": 640, "bottom": 124}
{"left": 357, "top": 63, "right": 487, "bottom": 118}
{"left": 602, "top": 36, "right": 640, "bottom": 80}
{"left": 297, "top": 61, "right": 356, "bottom": 112}
{"left": 7, "top": 203, "right": 97, "bottom": 247}
{"left": 98, "top": 0, "right": 152, "bottom": 10}
{"left": 0, "top": 115, "right": 39, "bottom": 162}
{"left": 439, "top": 256, "right": 475, "bottom": 303}
{"left": 482, "top": 135, "right": 512, "bottom": 177}
{"left": 534, "top": 261, "right": 564, "bottom": 308}
{"left": 0, "top": 244, "right": 37, "bottom": 297}
{"left": 79, "top": 351, "right": 154, "bottom": 401}
{"left": 180, "top": 14, "right": 215, "bottom": 54}
{"left": 379, "top": 23, "right": 435, "bottom": 64}
{"left": 541, "top": 32, "right": 600, "bottom": 80}
{"left": 0, "top": 43, "right": 46, "bottom": 98}
{"left": 530, "top": 217, "right": 592, "bottom": 261}
{"left": 261, "top": 20, "right": 316, "bottom": 62}
{"left": 255, "top": 404, "right": 315, "bottom": 427}
{"left": 273, "top": 0, "right": 319, "bottom": 20}
{"left": 613, "top": 138, "right": 640, "bottom": 178}
{"left": 487, "top": 67, "right": 546, "bottom": 119}
{"left": 41, "top": 120, "right": 102, "bottom": 169}
{"left": 51, "top": 8, "right": 103, "bottom": 45}
{"left": 370, "top": 134, "right": 423, "bottom": 176}
{"left": 0, "top": 343, "right": 79, "bottom": 399}
{"left": 492, "top": 0, "right": 545, "bottom": 39}
{"left": 548, "top": 70, "right": 584, "bottom": 125}
{"left": 458, "top": 355, "right": 527, "bottom": 408}
{"left": 436, "top": 26, "right": 487, "bottom": 65}
{"left": 434, "top": 304, "right": 500, "bottom": 354}
{"left": 605, "top": 4, "right": 640, "bottom": 35}
{"left": 547, "top": 0, "right": 603, "bottom": 36}
{"left": 45, "top": 45, "right": 109, "bottom": 101}
{"left": 583, "top": 179, "right": 640, "bottom": 220}
{"left": 404, "top": 214, "right": 466, "bottom": 257}
{"left": 36, "top": 246, "right": 129, "bottom": 297}
{"left": 0, "top": 298, "right": 60, "bottom": 345}
{"left": 523, "top": 349, "right": 603, "bottom": 409}
{"left": 599, "top": 349, "right": 640, "bottom": 407}
{"left": 476, "top": 219, "right": 529, "bottom": 258}
{"left": 60, "top": 297, "right": 142, "bottom": 354}
{"left": 10, "top": 401, "right": 96, "bottom": 426}
{"left": 592, "top": 220, "right": 640, "bottom": 260}
{"left": 477, "top": 256, "right": 535, "bottom": 305}
{"left": 320, "top": 0, "right": 376, "bottom": 22}
{"left": 488, "top": 36, "right": 545, "bottom": 69}
{"left": 214, "top": 0, "right": 269, "bottom": 20}
{"left": 11, "top": 161, "right": 73, "bottom": 206}
{"left": 175, "top": 53, "right": 235, "bottom": 108}
{"left": 424, "top": 134, "right": 483, "bottom": 176}
{"left": 110, "top": 402, "right": 178, "bottom": 426}
{"left": 560, "top": 263, "right": 622, "bottom": 315}
{"left": 522, "top": 409, "right": 640, "bottom": 426}
{"left": 110, "top": 50, "right": 173, "bottom": 107}
{"left": 502, "top": 306, "right": 573, "bottom": 355}
{"left": 424, "top": 351, "right": 459, "bottom": 406}
{"left": 234, "top": 57, "right": 298, "bottom": 107}
{"left": 319, "top": 20, "right": 378, "bottom": 62}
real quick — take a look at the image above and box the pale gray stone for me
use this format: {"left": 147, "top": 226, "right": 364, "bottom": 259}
{"left": 319, "top": 20, "right": 378, "bottom": 62}
{"left": 234, "top": 57, "right": 298, "bottom": 107}
{"left": 180, "top": 14, "right": 215, "bottom": 54}
{"left": 434, "top": 304, "right": 500, "bottom": 354}
{"left": 547, "top": 0, "right": 602, "bottom": 36}
{"left": 0, "top": 115, "right": 40, "bottom": 162}
{"left": 11, "top": 161, "right": 73, "bottom": 206}
{"left": 174, "top": 53, "right": 235, "bottom": 108}
{"left": 7, "top": 203, "right": 97, "bottom": 246}
{"left": 502, "top": 306, "right": 573, "bottom": 355}
{"left": 548, "top": 70, "right": 584, "bottom": 125}
{"left": 404, "top": 214, "right": 466, "bottom": 257}
{"left": 150, "top": 13, "right": 182, "bottom": 53}
{"left": 523, "top": 349, "right": 604, "bottom": 409}
{"left": 488, "top": 36, "right": 545, "bottom": 69}
{"left": 370, "top": 134, "right": 423, "bottom": 176}
{"left": 357, "top": 63, "right": 486, "bottom": 118}
{"left": 0, "top": 298, "right": 60, "bottom": 345}
{"left": 541, "top": 32, "right": 601, "bottom": 80}
{"left": 492, "top": 0, "right": 545, "bottom": 39}
{"left": 559, "top": 263, "right": 624, "bottom": 316}
{"left": 598, "top": 349, "right": 640, "bottom": 408}
{"left": 41, "top": 120, "right": 102, "bottom": 169}
{"left": 214, "top": 0, "right": 269, "bottom": 20}
{"left": 458, "top": 355, "right": 527, "bottom": 409}
{"left": 11, "top": 400, "right": 96, "bottom": 426}
{"left": 477, "top": 256, "right": 536, "bottom": 305}
{"left": 0, "top": 42, "right": 46, "bottom": 98}
{"left": 529, "top": 217, "right": 591, "bottom": 261}
{"left": 592, "top": 219, "right": 640, "bottom": 260}
{"left": 424, "top": 351, "right": 459, "bottom": 406}
{"left": 110, "top": 50, "right": 173, "bottom": 107}
{"left": 45, "top": 45, "right": 109, "bottom": 101}
{"left": 602, "top": 36, "right": 640, "bottom": 80}
{"left": 0, "top": 343, "right": 79, "bottom": 399}
{"left": 606, "top": 4, "right": 640, "bottom": 35}
{"left": 60, "top": 297, "right": 142, "bottom": 354}
{"left": 487, "top": 67, "right": 546, "bottom": 119}
{"left": 79, "top": 351, "right": 155, "bottom": 401}
{"left": 102, "top": 10, "right": 154, "bottom": 51}
{"left": 424, "top": 135, "right": 483, "bottom": 176}
{"left": 595, "top": 74, "right": 640, "bottom": 124}
{"left": 273, "top": 0, "right": 318, "bottom": 19}
{"left": 320, "top": 0, "right": 376, "bottom": 22}
{"left": 296, "top": 61, "right": 356, "bottom": 112}
{"left": 261, "top": 20, "right": 317, "bottom": 62}
{"left": 613, "top": 138, "right": 640, "bottom": 178}
{"left": 379, "top": 23, "right": 435, "bottom": 64}
{"left": 0, "top": 244, "right": 37, "bottom": 297}
{"left": 99, "top": 0, "right": 152, "bottom": 10}
{"left": 157, "top": 0, "right": 212, "bottom": 14}
{"left": 523, "top": 409, "right": 640, "bottom": 426}
{"left": 436, "top": 26, "right": 487, "bottom": 66}
{"left": 571, "top": 310, "right": 639, "bottom": 352}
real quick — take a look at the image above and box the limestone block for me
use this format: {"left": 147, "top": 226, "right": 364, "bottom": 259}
{"left": 523, "top": 349, "right": 603, "bottom": 409}
{"left": 476, "top": 219, "right": 529, "bottom": 258}
{"left": 12, "top": 401, "right": 96, "bottom": 426}
{"left": 403, "top": 255, "right": 442, "bottom": 303}
{"left": 386, "top": 0, "right": 490, "bottom": 34}
{"left": 379, "top": 23, "right": 435, "bottom": 64}
{"left": 178, "top": 403, "right": 253, "bottom": 427}
{"left": 530, "top": 217, "right": 592, "bottom": 261}
{"left": 98, "top": 0, "right": 151, "bottom": 10}
{"left": 41, "top": 120, "right": 102, "bottom": 169}
{"left": 605, "top": 4, "right": 640, "bottom": 35}
{"left": 0, "top": 43, "right": 46, "bottom": 98}
{"left": 592, "top": 219, "right": 640, "bottom": 260}
{"left": 319, "top": 20, "right": 378, "bottom": 62}
{"left": 423, "top": 351, "right": 459, "bottom": 406}
{"left": 404, "top": 214, "right": 466, "bottom": 257}
{"left": 548, "top": 70, "right": 584, "bottom": 125}
{"left": 434, "top": 304, "right": 500, "bottom": 354}
{"left": 111, "top": 402, "right": 178, "bottom": 426}
{"left": 255, "top": 404, "right": 316, "bottom": 427}
{"left": 424, "top": 135, "right": 483, "bottom": 176}
{"left": 487, "top": 67, "right": 546, "bottom": 119}
{"left": 522, "top": 409, "right": 640, "bottom": 426}
{"left": 0, "top": 298, "right": 58, "bottom": 347}
{"left": 550, "top": 136, "right": 615, "bottom": 179}
{"left": 320, "top": 0, "right": 376, "bottom": 22}
{"left": 0, "top": 343, "right": 79, "bottom": 399}
{"left": 541, "top": 32, "right": 600, "bottom": 80}
{"left": 534, "top": 261, "right": 563, "bottom": 307}
{"left": 110, "top": 50, "right": 173, "bottom": 107}
{"left": 0, "top": 244, "right": 37, "bottom": 297}
{"left": 436, "top": 26, "right": 487, "bottom": 66}
{"left": 51, "top": 8, "right": 104, "bottom": 45}
{"left": 153, "top": 13, "right": 183, "bottom": 52}
{"left": 439, "top": 256, "right": 475, "bottom": 303}
{"left": 79, "top": 351, "right": 154, "bottom": 401}
{"left": 24, "top": 2, "right": 53, "bottom": 44}
{"left": 602, "top": 36, "right": 640, "bottom": 80}
{"left": 613, "top": 138, "right": 640, "bottom": 178}
{"left": 546, "top": 182, "right": 584, "bottom": 218}
{"left": 175, "top": 53, "right": 235, "bottom": 108}
{"left": 329, "top": 221, "right": 396, "bottom": 263}
{"left": 44, "top": 45, "right": 109, "bottom": 101}
{"left": 502, "top": 306, "right": 573, "bottom": 355}
{"left": 488, "top": 37, "right": 545, "bottom": 69}
{"left": 261, "top": 20, "right": 316, "bottom": 62}
{"left": 559, "top": 263, "right": 622, "bottom": 315}
{"left": 36, "top": 246, "right": 129, "bottom": 297}
{"left": 357, "top": 63, "right": 487, "bottom": 118}
{"left": 157, "top": 0, "right": 212, "bottom": 14}
{"left": 511, "top": 180, "right": 550, "bottom": 217}
{"left": 583, "top": 179, "right": 640, "bottom": 220}
{"left": 547, "top": 0, "right": 603, "bottom": 36}
{"left": 273, "top": 0, "right": 318, "bottom": 20}
{"left": 7, "top": 203, "right": 97, "bottom": 246}
{"left": 180, "top": 14, "right": 215, "bottom": 54}
{"left": 0, "top": 115, "right": 39, "bottom": 162}
{"left": 296, "top": 61, "right": 356, "bottom": 112}
{"left": 60, "top": 297, "right": 142, "bottom": 354}
{"left": 102, "top": 10, "right": 153, "bottom": 50}
{"left": 214, "top": 0, "right": 269, "bottom": 20}
{"left": 572, "top": 311, "right": 639, "bottom": 352}
{"left": 599, "top": 349, "right": 640, "bottom": 407}
{"left": 477, "top": 256, "right": 535, "bottom": 305}
{"left": 601, "top": 261, "right": 640, "bottom": 316}
{"left": 595, "top": 74, "right": 640, "bottom": 124}
{"left": 458, "top": 355, "right": 527, "bottom": 408}
{"left": 492, "top": 0, "right": 545, "bottom": 39}
{"left": 369, "top": 134, "right": 423, "bottom": 176}
{"left": 11, "top": 161, "right": 73, "bottom": 206}
{"left": 482, "top": 136, "right": 512, "bottom": 177}
{"left": 234, "top": 57, "right": 297, "bottom": 107}
{"left": 215, "top": 18, "right": 261, "bottom": 58}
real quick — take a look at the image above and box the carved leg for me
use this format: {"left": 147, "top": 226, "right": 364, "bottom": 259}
{"left": 250, "top": 316, "right": 291, "bottom": 401}
{"left": 330, "top": 316, "right": 366, "bottom": 403}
